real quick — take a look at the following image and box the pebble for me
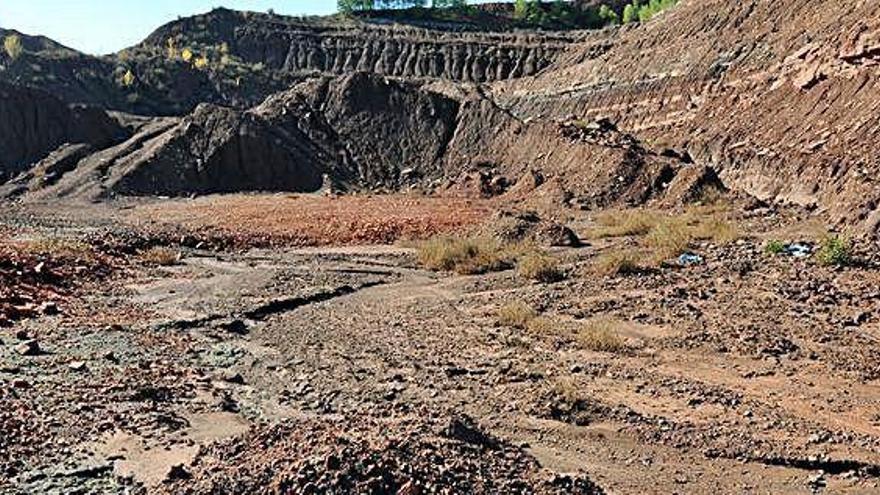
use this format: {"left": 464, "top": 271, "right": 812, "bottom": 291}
{"left": 219, "top": 371, "right": 245, "bottom": 384}
{"left": 40, "top": 302, "right": 60, "bottom": 315}
{"left": 15, "top": 339, "right": 41, "bottom": 356}
{"left": 68, "top": 361, "right": 87, "bottom": 372}
{"left": 165, "top": 463, "right": 191, "bottom": 481}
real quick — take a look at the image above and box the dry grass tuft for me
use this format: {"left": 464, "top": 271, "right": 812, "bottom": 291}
{"left": 517, "top": 253, "right": 565, "bottom": 283}
{"left": 415, "top": 236, "right": 516, "bottom": 275}
{"left": 689, "top": 216, "right": 740, "bottom": 245}
{"left": 496, "top": 301, "right": 537, "bottom": 329}
{"left": 22, "top": 237, "right": 96, "bottom": 260}
{"left": 575, "top": 317, "right": 627, "bottom": 353}
{"left": 590, "top": 206, "right": 741, "bottom": 271}
{"left": 592, "top": 249, "right": 645, "bottom": 276}
{"left": 550, "top": 378, "right": 582, "bottom": 405}
{"left": 591, "top": 210, "right": 661, "bottom": 238}
{"left": 643, "top": 218, "right": 692, "bottom": 265}
{"left": 525, "top": 316, "right": 557, "bottom": 334}
{"left": 141, "top": 246, "right": 180, "bottom": 266}
{"left": 694, "top": 185, "right": 728, "bottom": 207}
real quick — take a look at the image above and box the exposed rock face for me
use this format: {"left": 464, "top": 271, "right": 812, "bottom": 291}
{"left": 0, "top": 11, "right": 575, "bottom": 117}
{"left": 493, "top": 0, "right": 880, "bottom": 236}
{"left": 146, "top": 9, "right": 574, "bottom": 83}
{"left": 0, "top": 82, "right": 127, "bottom": 180}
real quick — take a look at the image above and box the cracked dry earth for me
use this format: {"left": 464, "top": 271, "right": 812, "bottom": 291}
{"left": 2, "top": 204, "right": 880, "bottom": 494}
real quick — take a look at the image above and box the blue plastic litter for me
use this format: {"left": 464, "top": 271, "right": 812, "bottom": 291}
{"left": 783, "top": 243, "right": 812, "bottom": 258}
{"left": 677, "top": 252, "right": 704, "bottom": 266}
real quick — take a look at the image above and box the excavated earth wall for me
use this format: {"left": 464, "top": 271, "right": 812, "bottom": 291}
{"left": 494, "top": 0, "right": 880, "bottom": 235}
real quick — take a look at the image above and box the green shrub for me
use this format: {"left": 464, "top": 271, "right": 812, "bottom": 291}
{"left": 816, "top": 235, "right": 853, "bottom": 266}
{"left": 597, "top": 5, "right": 620, "bottom": 25}
{"left": 622, "top": 0, "right": 677, "bottom": 24}
{"left": 764, "top": 239, "right": 785, "bottom": 255}
{"left": 622, "top": 4, "right": 638, "bottom": 23}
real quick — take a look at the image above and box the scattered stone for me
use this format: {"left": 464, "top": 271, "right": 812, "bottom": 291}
{"left": 807, "top": 432, "right": 829, "bottom": 444}
{"left": 15, "top": 339, "right": 41, "bottom": 356}
{"left": 165, "top": 464, "right": 192, "bottom": 481}
{"left": 325, "top": 454, "right": 341, "bottom": 470}
{"left": 441, "top": 415, "right": 498, "bottom": 449}
{"left": 217, "top": 319, "right": 249, "bottom": 335}
{"left": 219, "top": 371, "right": 245, "bottom": 384}
{"left": 397, "top": 480, "right": 420, "bottom": 495}
{"left": 68, "top": 361, "right": 87, "bottom": 372}
{"left": 40, "top": 302, "right": 60, "bottom": 315}
{"left": 444, "top": 366, "right": 469, "bottom": 377}
{"left": 64, "top": 462, "right": 114, "bottom": 478}
{"left": 806, "top": 472, "right": 826, "bottom": 491}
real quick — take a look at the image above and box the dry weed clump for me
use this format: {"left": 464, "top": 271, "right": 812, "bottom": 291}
{"left": 575, "top": 317, "right": 627, "bottom": 353}
{"left": 643, "top": 218, "right": 692, "bottom": 265}
{"left": 688, "top": 214, "right": 740, "bottom": 245}
{"left": 525, "top": 316, "right": 557, "bottom": 334}
{"left": 591, "top": 210, "right": 661, "bottom": 238}
{"left": 140, "top": 246, "right": 180, "bottom": 266}
{"left": 22, "top": 237, "right": 96, "bottom": 260}
{"left": 592, "top": 249, "right": 645, "bottom": 276}
{"left": 415, "top": 236, "right": 516, "bottom": 275}
{"left": 496, "top": 301, "right": 537, "bottom": 329}
{"left": 590, "top": 206, "right": 741, "bottom": 271}
{"left": 517, "top": 253, "right": 565, "bottom": 283}
{"left": 415, "top": 236, "right": 563, "bottom": 277}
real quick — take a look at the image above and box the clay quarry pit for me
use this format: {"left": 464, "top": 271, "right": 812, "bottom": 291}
{"left": 2, "top": 1, "right": 880, "bottom": 494}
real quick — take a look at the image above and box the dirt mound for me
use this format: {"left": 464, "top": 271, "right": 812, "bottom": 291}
{"left": 11, "top": 73, "right": 463, "bottom": 199}
{"left": 482, "top": 210, "right": 582, "bottom": 247}
{"left": 5, "top": 73, "right": 722, "bottom": 213}
{"left": 442, "top": 110, "right": 693, "bottom": 210}
{"left": 160, "top": 414, "right": 603, "bottom": 494}
{"left": 0, "top": 82, "right": 128, "bottom": 180}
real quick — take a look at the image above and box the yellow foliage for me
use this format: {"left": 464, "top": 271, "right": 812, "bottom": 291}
{"left": 121, "top": 69, "right": 135, "bottom": 87}
{"left": 166, "top": 37, "right": 178, "bottom": 59}
{"left": 181, "top": 48, "right": 193, "bottom": 62}
{"left": 4, "top": 34, "right": 23, "bottom": 60}
{"left": 193, "top": 54, "right": 209, "bottom": 70}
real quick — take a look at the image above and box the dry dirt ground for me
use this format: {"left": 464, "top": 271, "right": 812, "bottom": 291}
{"left": 2, "top": 194, "right": 880, "bottom": 494}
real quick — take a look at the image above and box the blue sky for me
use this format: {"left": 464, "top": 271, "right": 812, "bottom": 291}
{"left": 0, "top": 1, "right": 340, "bottom": 55}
